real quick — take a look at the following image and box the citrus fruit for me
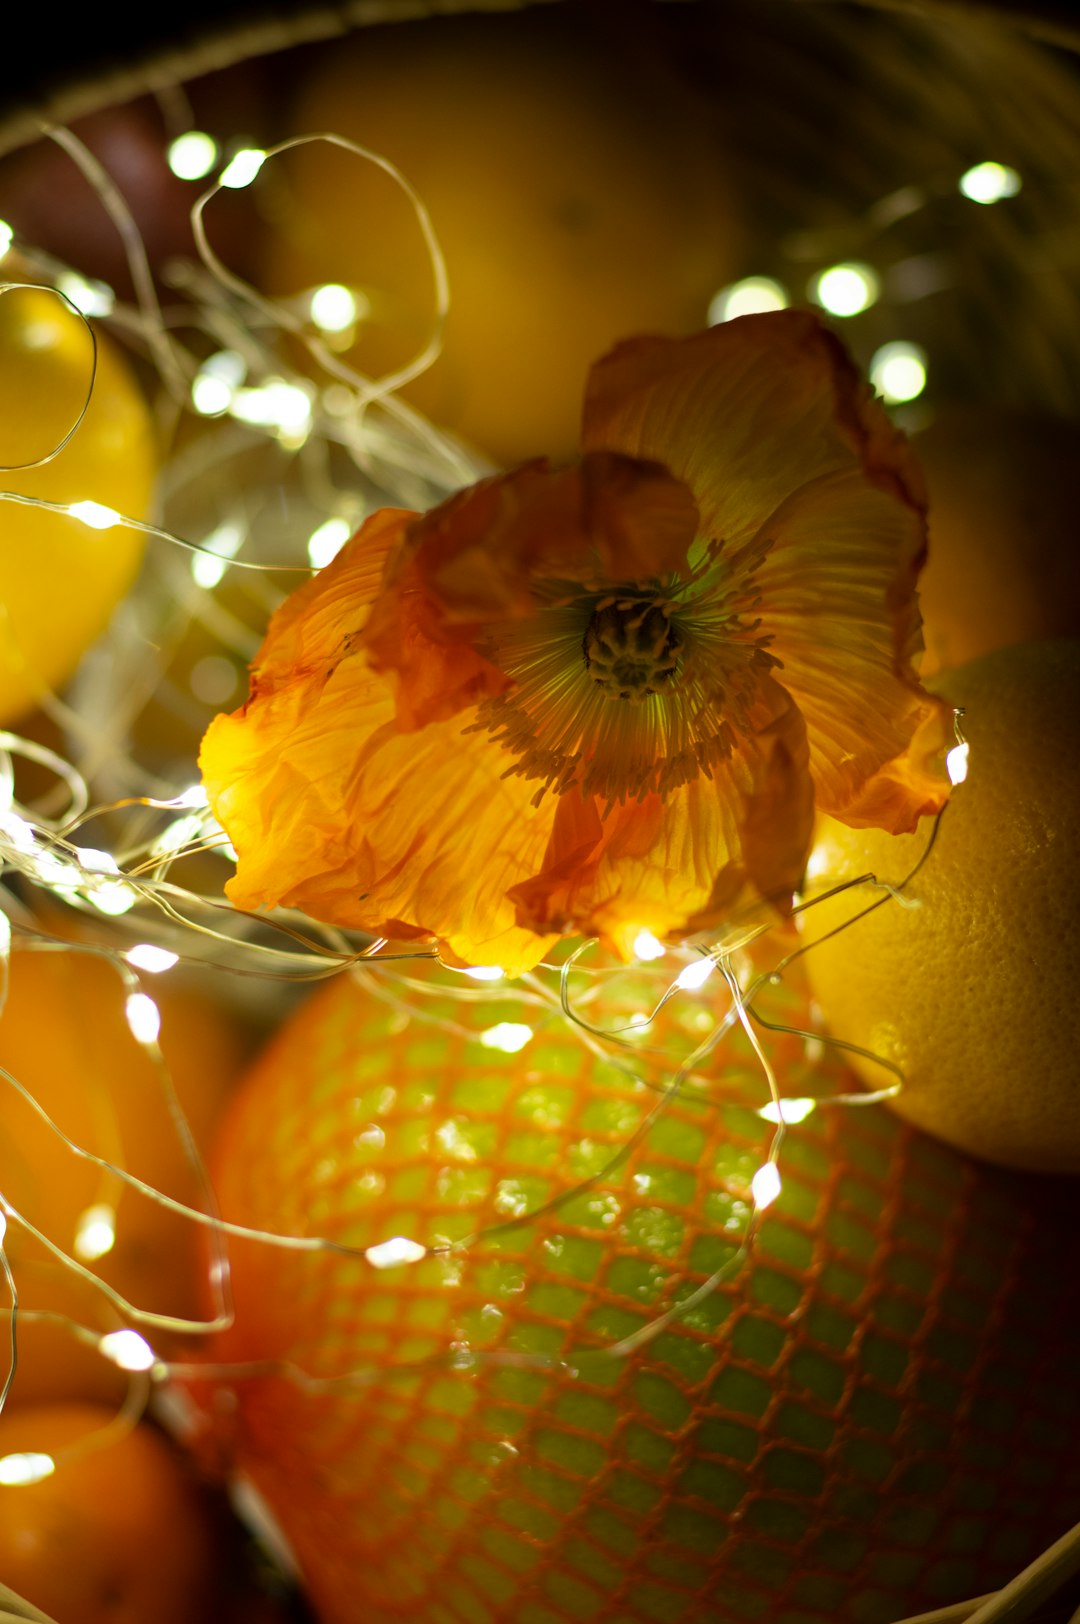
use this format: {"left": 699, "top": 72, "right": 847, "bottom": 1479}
{"left": 261, "top": 7, "right": 740, "bottom": 464}
{"left": 184, "top": 956, "right": 1080, "bottom": 1624}
{"left": 0, "top": 941, "right": 250, "bottom": 1366}
{"left": 798, "top": 638, "right": 1080, "bottom": 1171}
{"left": 0, "top": 1403, "right": 224, "bottom": 1624}
{"left": 0, "top": 283, "right": 157, "bottom": 725}
{"left": 915, "top": 407, "right": 1080, "bottom": 677}
{"left": 1, "top": 1260, "right": 129, "bottom": 1413}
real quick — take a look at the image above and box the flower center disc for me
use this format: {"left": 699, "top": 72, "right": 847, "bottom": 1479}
{"left": 583, "top": 600, "right": 682, "bottom": 704}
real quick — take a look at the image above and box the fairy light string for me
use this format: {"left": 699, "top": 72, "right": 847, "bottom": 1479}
{"left": 0, "top": 106, "right": 992, "bottom": 1609}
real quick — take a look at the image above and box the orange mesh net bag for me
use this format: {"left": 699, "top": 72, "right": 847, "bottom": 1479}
{"left": 181, "top": 957, "right": 1080, "bottom": 1624}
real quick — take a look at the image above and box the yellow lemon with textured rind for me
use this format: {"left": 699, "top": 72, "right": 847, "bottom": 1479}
{"left": 0, "top": 284, "right": 157, "bottom": 724}
{"left": 799, "top": 639, "right": 1080, "bottom": 1171}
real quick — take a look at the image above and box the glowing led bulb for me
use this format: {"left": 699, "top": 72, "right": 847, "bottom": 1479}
{"left": 191, "top": 520, "right": 243, "bottom": 590}
{"left": 751, "top": 1161, "right": 782, "bottom": 1210}
{"left": 869, "top": 342, "right": 927, "bottom": 404}
{"left": 74, "top": 1204, "right": 117, "bottom": 1261}
{"left": 125, "top": 992, "right": 161, "bottom": 1045}
{"left": 632, "top": 929, "right": 666, "bottom": 962}
{"left": 709, "top": 277, "right": 789, "bottom": 324}
{"left": 191, "top": 350, "right": 246, "bottom": 418}
{"left": 191, "top": 375, "right": 231, "bottom": 416}
{"left": 462, "top": 965, "right": 504, "bottom": 982}
{"left": 947, "top": 741, "right": 970, "bottom": 785}
{"left": 219, "top": 148, "right": 266, "bottom": 190}
{"left": 0, "top": 812, "right": 36, "bottom": 853}
{"left": 78, "top": 847, "right": 119, "bottom": 874}
{"left": 0, "top": 1210, "right": 6, "bottom": 1245}
{"left": 232, "top": 380, "right": 313, "bottom": 440}
{"left": 309, "top": 284, "right": 359, "bottom": 333}
{"left": 0, "top": 218, "right": 12, "bottom": 258}
{"left": 959, "top": 162, "right": 1021, "bottom": 204}
{"left": 55, "top": 271, "right": 115, "bottom": 319}
{"left": 365, "top": 1236, "right": 426, "bottom": 1270}
{"left": 151, "top": 812, "right": 206, "bottom": 859}
{"left": 675, "top": 957, "right": 715, "bottom": 991}
{"left": 89, "top": 882, "right": 138, "bottom": 918}
{"left": 0, "top": 1452, "right": 55, "bottom": 1486}
{"left": 758, "top": 1097, "right": 817, "bottom": 1125}
{"left": 811, "top": 262, "right": 880, "bottom": 317}
{"left": 68, "top": 501, "right": 120, "bottom": 531}
{"left": 125, "top": 944, "right": 179, "bottom": 974}
{"left": 99, "top": 1329, "right": 156, "bottom": 1372}
{"left": 167, "top": 131, "right": 219, "bottom": 181}
{"left": 307, "top": 517, "right": 352, "bottom": 570}
{"left": 479, "top": 1022, "right": 533, "bottom": 1054}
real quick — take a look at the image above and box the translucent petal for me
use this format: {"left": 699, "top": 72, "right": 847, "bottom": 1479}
{"left": 581, "top": 310, "right": 925, "bottom": 553}
{"left": 511, "top": 677, "right": 814, "bottom": 953}
{"left": 750, "top": 467, "right": 950, "bottom": 829}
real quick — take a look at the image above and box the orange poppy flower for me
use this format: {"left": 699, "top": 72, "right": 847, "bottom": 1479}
{"left": 200, "top": 311, "right": 949, "bottom": 974}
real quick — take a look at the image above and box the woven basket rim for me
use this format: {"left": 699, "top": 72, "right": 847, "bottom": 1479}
{"left": 0, "top": 0, "right": 1077, "bottom": 159}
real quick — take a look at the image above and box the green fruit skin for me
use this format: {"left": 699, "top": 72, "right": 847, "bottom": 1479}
{"left": 187, "top": 962, "right": 1080, "bottom": 1624}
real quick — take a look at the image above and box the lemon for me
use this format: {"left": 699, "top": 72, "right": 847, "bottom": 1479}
{"left": 182, "top": 958, "right": 1080, "bottom": 1623}
{"left": 0, "top": 285, "right": 157, "bottom": 724}
{"left": 799, "top": 639, "right": 1080, "bottom": 1171}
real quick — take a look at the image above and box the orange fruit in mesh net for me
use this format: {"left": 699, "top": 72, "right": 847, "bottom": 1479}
{"left": 798, "top": 638, "right": 1080, "bottom": 1172}
{"left": 184, "top": 953, "right": 1080, "bottom": 1624}
{"left": 914, "top": 408, "right": 1080, "bottom": 678}
{"left": 261, "top": 7, "right": 739, "bottom": 464}
{"left": 0, "top": 283, "right": 157, "bottom": 725}
{"left": 0, "top": 1403, "right": 224, "bottom": 1623}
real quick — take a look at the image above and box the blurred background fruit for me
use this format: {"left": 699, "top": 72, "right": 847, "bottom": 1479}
{"left": 0, "top": 285, "right": 157, "bottom": 725}
{"left": 0, "top": 1403, "right": 224, "bottom": 1624}
{"left": 914, "top": 407, "right": 1080, "bottom": 677}
{"left": 799, "top": 638, "right": 1080, "bottom": 1171}
{"left": 260, "top": 5, "right": 741, "bottom": 465}
{"left": 0, "top": 940, "right": 251, "bottom": 1358}
{"left": 0, "top": 78, "right": 270, "bottom": 300}
{"left": 183, "top": 958, "right": 1080, "bottom": 1624}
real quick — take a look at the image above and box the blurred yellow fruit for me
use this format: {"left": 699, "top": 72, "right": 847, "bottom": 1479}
{"left": 0, "top": 1403, "right": 225, "bottom": 1624}
{"left": 799, "top": 639, "right": 1080, "bottom": 1171}
{"left": 0, "top": 942, "right": 250, "bottom": 1350}
{"left": 261, "top": 8, "right": 740, "bottom": 464}
{"left": 915, "top": 407, "right": 1080, "bottom": 676}
{"left": 0, "top": 284, "right": 157, "bottom": 723}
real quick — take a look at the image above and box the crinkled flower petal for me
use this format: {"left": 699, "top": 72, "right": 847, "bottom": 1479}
{"left": 581, "top": 311, "right": 948, "bottom": 827}
{"left": 200, "top": 509, "right": 559, "bottom": 974}
{"left": 363, "top": 453, "right": 699, "bottom": 732}
{"left": 748, "top": 466, "right": 949, "bottom": 829}
{"left": 510, "top": 674, "right": 813, "bottom": 954}
{"left": 581, "top": 310, "right": 927, "bottom": 547}
{"left": 201, "top": 312, "right": 949, "bottom": 975}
